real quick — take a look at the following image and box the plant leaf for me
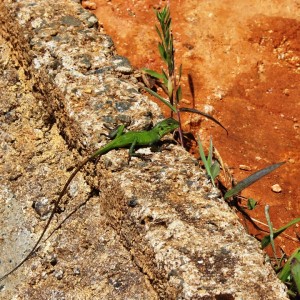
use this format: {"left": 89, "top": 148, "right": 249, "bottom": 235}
{"left": 179, "top": 107, "right": 228, "bottom": 134}
{"left": 291, "top": 258, "right": 300, "bottom": 293}
{"left": 143, "top": 86, "right": 177, "bottom": 112}
{"left": 261, "top": 217, "right": 300, "bottom": 249}
{"left": 198, "top": 135, "right": 207, "bottom": 165}
{"left": 176, "top": 85, "right": 182, "bottom": 103}
{"left": 161, "top": 69, "right": 168, "bottom": 85}
{"left": 278, "top": 248, "right": 300, "bottom": 282}
{"left": 265, "top": 205, "right": 276, "bottom": 257}
{"left": 155, "top": 25, "right": 163, "bottom": 42}
{"left": 143, "top": 68, "right": 164, "bottom": 80}
{"left": 211, "top": 161, "right": 220, "bottom": 181}
{"left": 247, "top": 198, "right": 257, "bottom": 210}
{"left": 197, "top": 135, "right": 216, "bottom": 187}
{"left": 224, "top": 161, "right": 285, "bottom": 200}
{"left": 207, "top": 137, "right": 213, "bottom": 169}
{"left": 158, "top": 43, "right": 167, "bottom": 62}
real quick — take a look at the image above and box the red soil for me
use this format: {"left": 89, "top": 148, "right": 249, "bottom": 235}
{"left": 85, "top": 0, "right": 300, "bottom": 256}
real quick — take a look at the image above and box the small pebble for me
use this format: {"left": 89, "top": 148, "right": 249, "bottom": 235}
{"left": 82, "top": 0, "right": 97, "bottom": 10}
{"left": 239, "top": 165, "right": 252, "bottom": 171}
{"left": 204, "top": 104, "right": 215, "bottom": 114}
{"left": 180, "top": 98, "right": 191, "bottom": 105}
{"left": 283, "top": 88, "right": 289, "bottom": 96}
{"left": 73, "top": 267, "right": 81, "bottom": 275}
{"left": 34, "top": 197, "right": 51, "bottom": 219}
{"left": 54, "top": 269, "right": 64, "bottom": 280}
{"left": 271, "top": 184, "right": 282, "bottom": 193}
{"left": 84, "top": 88, "right": 92, "bottom": 94}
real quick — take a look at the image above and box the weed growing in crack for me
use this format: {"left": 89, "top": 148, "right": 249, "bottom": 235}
{"left": 197, "top": 135, "right": 220, "bottom": 187}
{"left": 142, "top": 5, "right": 227, "bottom": 147}
{"left": 263, "top": 207, "right": 300, "bottom": 298}
{"left": 212, "top": 146, "right": 300, "bottom": 297}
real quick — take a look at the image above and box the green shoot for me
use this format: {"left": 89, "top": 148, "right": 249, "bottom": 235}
{"left": 278, "top": 248, "right": 300, "bottom": 281}
{"left": 146, "top": 6, "right": 183, "bottom": 144}
{"left": 247, "top": 198, "right": 257, "bottom": 210}
{"left": 278, "top": 248, "right": 300, "bottom": 297}
{"left": 291, "top": 258, "right": 300, "bottom": 294}
{"left": 198, "top": 135, "right": 220, "bottom": 187}
{"left": 143, "top": 5, "right": 227, "bottom": 146}
{"left": 265, "top": 205, "right": 278, "bottom": 264}
{"left": 224, "top": 161, "right": 285, "bottom": 200}
{"left": 261, "top": 217, "right": 300, "bottom": 249}
{"left": 261, "top": 209, "right": 300, "bottom": 296}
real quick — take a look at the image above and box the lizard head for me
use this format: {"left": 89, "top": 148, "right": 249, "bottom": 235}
{"left": 154, "top": 118, "right": 179, "bottom": 138}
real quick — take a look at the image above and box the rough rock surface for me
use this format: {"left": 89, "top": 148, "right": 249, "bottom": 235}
{"left": 0, "top": 0, "right": 288, "bottom": 299}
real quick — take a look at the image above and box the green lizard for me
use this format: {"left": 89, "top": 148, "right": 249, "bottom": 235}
{"left": 0, "top": 117, "right": 179, "bottom": 281}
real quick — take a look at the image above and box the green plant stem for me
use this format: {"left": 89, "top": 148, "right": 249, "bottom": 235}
{"left": 176, "top": 110, "right": 184, "bottom": 146}
{"left": 265, "top": 205, "right": 279, "bottom": 265}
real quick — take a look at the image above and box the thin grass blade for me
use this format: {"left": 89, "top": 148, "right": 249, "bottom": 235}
{"left": 278, "top": 248, "right": 300, "bottom": 282}
{"left": 291, "top": 258, "right": 300, "bottom": 293}
{"left": 224, "top": 161, "right": 285, "bottom": 200}
{"left": 197, "top": 135, "right": 215, "bottom": 187}
{"left": 211, "top": 161, "right": 220, "bottom": 181}
{"left": 155, "top": 25, "right": 163, "bottom": 41}
{"left": 261, "top": 217, "right": 300, "bottom": 249}
{"left": 161, "top": 69, "right": 168, "bottom": 85}
{"left": 158, "top": 43, "right": 167, "bottom": 62}
{"left": 143, "top": 69, "right": 164, "bottom": 80}
{"left": 207, "top": 137, "right": 213, "bottom": 168}
{"left": 176, "top": 85, "right": 182, "bottom": 103}
{"left": 265, "top": 205, "right": 277, "bottom": 259}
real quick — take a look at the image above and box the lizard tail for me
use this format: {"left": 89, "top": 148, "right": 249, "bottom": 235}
{"left": 0, "top": 155, "right": 93, "bottom": 281}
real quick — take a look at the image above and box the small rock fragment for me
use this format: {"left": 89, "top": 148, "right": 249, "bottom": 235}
{"left": 283, "top": 88, "right": 289, "bottom": 96}
{"left": 34, "top": 197, "right": 51, "bottom": 219}
{"left": 112, "top": 55, "right": 132, "bottom": 74}
{"left": 204, "top": 104, "right": 215, "bottom": 114}
{"left": 82, "top": 0, "right": 97, "bottom": 10}
{"left": 180, "top": 98, "right": 191, "bottom": 105}
{"left": 271, "top": 184, "right": 282, "bottom": 193}
{"left": 73, "top": 267, "right": 81, "bottom": 275}
{"left": 239, "top": 165, "right": 252, "bottom": 171}
{"left": 86, "top": 15, "right": 99, "bottom": 28}
{"left": 53, "top": 269, "right": 64, "bottom": 280}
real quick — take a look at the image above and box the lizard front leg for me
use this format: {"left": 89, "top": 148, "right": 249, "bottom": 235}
{"left": 128, "top": 138, "right": 138, "bottom": 163}
{"left": 128, "top": 138, "right": 152, "bottom": 163}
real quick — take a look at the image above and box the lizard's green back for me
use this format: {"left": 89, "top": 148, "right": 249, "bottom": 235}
{"left": 91, "top": 118, "right": 179, "bottom": 158}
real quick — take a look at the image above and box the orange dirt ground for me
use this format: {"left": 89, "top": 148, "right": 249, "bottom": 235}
{"left": 84, "top": 0, "right": 300, "bottom": 256}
